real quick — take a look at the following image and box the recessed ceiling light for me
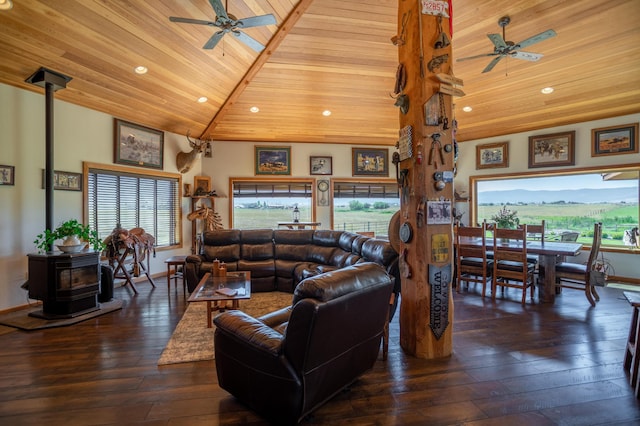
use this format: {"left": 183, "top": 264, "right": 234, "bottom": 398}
{"left": 462, "top": 106, "right": 473, "bottom": 112}
{"left": 0, "top": 0, "right": 13, "bottom": 11}
{"left": 197, "top": 96, "right": 208, "bottom": 103}
{"left": 134, "top": 66, "right": 148, "bottom": 75}
{"left": 250, "top": 106, "right": 260, "bottom": 113}
{"left": 322, "top": 110, "right": 331, "bottom": 117}
{"left": 541, "top": 87, "right": 554, "bottom": 94}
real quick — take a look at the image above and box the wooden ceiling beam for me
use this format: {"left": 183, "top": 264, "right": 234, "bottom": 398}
{"left": 199, "top": 0, "right": 316, "bottom": 139}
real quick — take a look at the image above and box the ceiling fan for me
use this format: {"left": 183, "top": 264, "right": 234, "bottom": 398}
{"left": 457, "top": 16, "right": 556, "bottom": 73}
{"left": 169, "top": 0, "right": 276, "bottom": 52}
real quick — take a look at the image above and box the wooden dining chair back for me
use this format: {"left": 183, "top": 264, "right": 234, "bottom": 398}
{"left": 492, "top": 225, "right": 536, "bottom": 305}
{"left": 519, "top": 220, "right": 546, "bottom": 266}
{"left": 555, "top": 222, "right": 603, "bottom": 306}
{"left": 456, "top": 223, "right": 493, "bottom": 297}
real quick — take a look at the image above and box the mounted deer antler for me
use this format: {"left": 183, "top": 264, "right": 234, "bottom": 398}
{"left": 176, "top": 131, "right": 210, "bottom": 174}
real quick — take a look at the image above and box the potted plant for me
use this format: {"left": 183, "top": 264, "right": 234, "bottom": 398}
{"left": 491, "top": 205, "right": 520, "bottom": 229}
{"left": 34, "top": 219, "right": 105, "bottom": 253}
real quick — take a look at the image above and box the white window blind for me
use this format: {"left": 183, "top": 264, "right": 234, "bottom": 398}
{"left": 87, "top": 168, "right": 180, "bottom": 247}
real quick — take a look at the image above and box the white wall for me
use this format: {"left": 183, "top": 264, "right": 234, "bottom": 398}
{"left": 0, "top": 83, "right": 199, "bottom": 310}
{"left": 201, "top": 142, "right": 393, "bottom": 230}
{"left": 453, "top": 112, "right": 640, "bottom": 280}
{"left": 1, "top": 80, "right": 637, "bottom": 310}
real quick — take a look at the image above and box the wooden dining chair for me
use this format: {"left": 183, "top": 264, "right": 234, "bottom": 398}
{"left": 455, "top": 223, "right": 493, "bottom": 297}
{"left": 518, "top": 220, "right": 545, "bottom": 266}
{"left": 492, "top": 225, "right": 536, "bottom": 305}
{"left": 555, "top": 222, "right": 603, "bottom": 307}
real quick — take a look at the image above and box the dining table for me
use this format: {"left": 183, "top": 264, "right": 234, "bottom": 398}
{"left": 457, "top": 236, "right": 583, "bottom": 304}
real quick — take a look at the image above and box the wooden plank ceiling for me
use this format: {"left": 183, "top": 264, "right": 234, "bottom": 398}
{"left": 0, "top": 0, "right": 638, "bottom": 146}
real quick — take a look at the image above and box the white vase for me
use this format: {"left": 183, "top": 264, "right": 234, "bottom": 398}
{"left": 57, "top": 235, "right": 84, "bottom": 253}
{"left": 63, "top": 235, "right": 82, "bottom": 246}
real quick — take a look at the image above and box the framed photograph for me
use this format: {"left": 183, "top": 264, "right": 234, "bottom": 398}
{"left": 255, "top": 146, "right": 291, "bottom": 175}
{"left": 114, "top": 118, "right": 164, "bottom": 169}
{"left": 476, "top": 142, "right": 509, "bottom": 169}
{"left": 352, "top": 148, "right": 389, "bottom": 176}
{"left": 591, "top": 123, "right": 639, "bottom": 157}
{"left": 528, "top": 131, "right": 575, "bottom": 168}
{"left": 310, "top": 156, "right": 332, "bottom": 175}
{"left": 41, "top": 170, "right": 82, "bottom": 191}
{"left": 193, "top": 176, "right": 211, "bottom": 195}
{"left": 0, "top": 165, "right": 15, "bottom": 186}
{"left": 427, "top": 200, "right": 452, "bottom": 225}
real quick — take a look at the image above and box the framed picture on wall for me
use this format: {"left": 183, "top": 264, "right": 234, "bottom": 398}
{"left": 591, "top": 123, "right": 639, "bottom": 157}
{"left": 352, "top": 148, "right": 389, "bottom": 176}
{"left": 193, "top": 176, "right": 211, "bottom": 195}
{"left": 476, "top": 142, "right": 509, "bottom": 169}
{"left": 114, "top": 119, "right": 164, "bottom": 169}
{"left": 41, "top": 170, "right": 82, "bottom": 191}
{"left": 255, "top": 146, "right": 291, "bottom": 175}
{"left": 0, "top": 165, "right": 15, "bottom": 186}
{"left": 310, "top": 156, "right": 332, "bottom": 175}
{"left": 528, "top": 131, "right": 575, "bottom": 168}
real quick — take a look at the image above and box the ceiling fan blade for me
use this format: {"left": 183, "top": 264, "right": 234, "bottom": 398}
{"left": 169, "top": 17, "right": 217, "bottom": 27}
{"left": 511, "top": 51, "right": 543, "bottom": 61}
{"left": 236, "top": 14, "right": 277, "bottom": 29}
{"left": 209, "top": 0, "right": 229, "bottom": 20}
{"left": 203, "top": 31, "right": 225, "bottom": 50}
{"left": 232, "top": 30, "right": 266, "bottom": 52}
{"left": 487, "top": 33, "right": 507, "bottom": 49}
{"left": 457, "top": 52, "right": 499, "bottom": 62}
{"left": 482, "top": 56, "right": 504, "bottom": 73}
{"left": 515, "top": 29, "right": 557, "bottom": 49}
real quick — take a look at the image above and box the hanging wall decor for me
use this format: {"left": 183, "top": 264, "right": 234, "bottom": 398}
{"left": 114, "top": 119, "right": 164, "bottom": 169}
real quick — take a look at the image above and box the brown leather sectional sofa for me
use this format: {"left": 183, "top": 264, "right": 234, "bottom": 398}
{"left": 213, "top": 262, "right": 394, "bottom": 425}
{"left": 184, "top": 228, "right": 400, "bottom": 311}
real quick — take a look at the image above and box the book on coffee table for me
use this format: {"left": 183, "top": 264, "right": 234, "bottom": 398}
{"left": 215, "top": 287, "right": 238, "bottom": 297}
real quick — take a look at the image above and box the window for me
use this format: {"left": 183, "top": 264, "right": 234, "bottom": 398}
{"left": 470, "top": 165, "right": 639, "bottom": 248}
{"left": 332, "top": 179, "right": 399, "bottom": 236}
{"left": 231, "top": 178, "right": 315, "bottom": 229}
{"left": 84, "top": 162, "right": 181, "bottom": 248}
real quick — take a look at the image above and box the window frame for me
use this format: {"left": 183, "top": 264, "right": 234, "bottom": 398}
{"left": 83, "top": 161, "right": 183, "bottom": 250}
{"left": 229, "top": 177, "right": 317, "bottom": 228}
{"left": 330, "top": 178, "right": 399, "bottom": 232}
{"left": 469, "top": 162, "right": 640, "bottom": 252}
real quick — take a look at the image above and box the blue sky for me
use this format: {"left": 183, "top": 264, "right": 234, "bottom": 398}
{"left": 479, "top": 173, "right": 637, "bottom": 192}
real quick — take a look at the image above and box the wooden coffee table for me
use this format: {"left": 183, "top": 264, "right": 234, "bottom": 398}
{"left": 187, "top": 271, "right": 251, "bottom": 328}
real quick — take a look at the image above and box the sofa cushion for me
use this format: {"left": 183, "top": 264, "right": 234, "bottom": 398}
{"left": 361, "top": 238, "right": 397, "bottom": 266}
{"left": 202, "top": 229, "right": 241, "bottom": 262}
{"left": 312, "top": 230, "right": 343, "bottom": 247}
{"left": 240, "top": 229, "right": 274, "bottom": 261}
{"left": 292, "top": 262, "right": 391, "bottom": 305}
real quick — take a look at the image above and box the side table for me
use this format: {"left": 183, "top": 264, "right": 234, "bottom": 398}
{"left": 165, "top": 255, "right": 187, "bottom": 293}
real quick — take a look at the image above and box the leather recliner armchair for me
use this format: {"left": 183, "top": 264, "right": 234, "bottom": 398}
{"left": 213, "top": 262, "right": 394, "bottom": 425}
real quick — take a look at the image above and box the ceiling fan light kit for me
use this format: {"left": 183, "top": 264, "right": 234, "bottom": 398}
{"left": 169, "top": 0, "right": 276, "bottom": 52}
{"left": 457, "top": 15, "right": 556, "bottom": 73}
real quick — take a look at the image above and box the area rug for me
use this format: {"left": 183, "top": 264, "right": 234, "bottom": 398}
{"left": 0, "top": 299, "right": 123, "bottom": 331}
{"left": 157, "top": 291, "right": 293, "bottom": 366}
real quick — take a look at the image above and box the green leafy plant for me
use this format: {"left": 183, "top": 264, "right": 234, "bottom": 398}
{"left": 491, "top": 205, "right": 520, "bottom": 229}
{"left": 34, "top": 219, "right": 104, "bottom": 253}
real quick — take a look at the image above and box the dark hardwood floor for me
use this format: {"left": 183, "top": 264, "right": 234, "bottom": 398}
{"left": 1, "top": 277, "right": 639, "bottom": 425}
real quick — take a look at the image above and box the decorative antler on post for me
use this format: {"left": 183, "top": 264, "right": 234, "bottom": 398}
{"left": 176, "top": 131, "right": 210, "bottom": 174}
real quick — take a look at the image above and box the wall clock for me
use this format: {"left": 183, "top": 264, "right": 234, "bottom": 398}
{"left": 317, "top": 179, "right": 330, "bottom": 206}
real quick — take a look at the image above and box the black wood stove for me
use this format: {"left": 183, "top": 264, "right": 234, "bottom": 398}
{"left": 27, "top": 251, "right": 101, "bottom": 319}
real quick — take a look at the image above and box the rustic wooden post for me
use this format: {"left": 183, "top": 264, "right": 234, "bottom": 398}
{"left": 394, "top": 0, "right": 456, "bottom": 358}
